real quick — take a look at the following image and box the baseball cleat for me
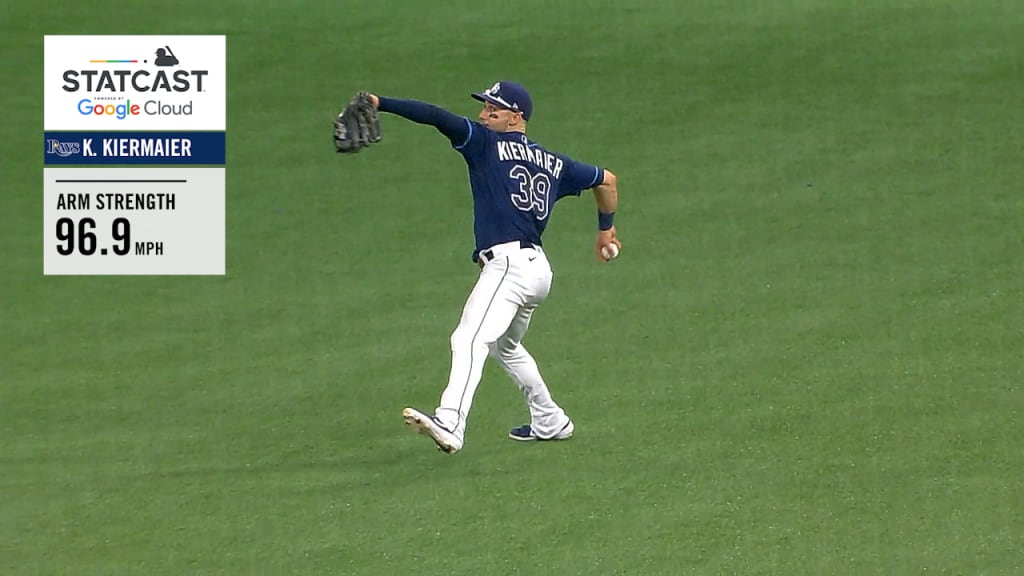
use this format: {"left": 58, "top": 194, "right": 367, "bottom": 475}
{"left": 508, "top": 419, "right": 574, "bottom": 442}
{"left": 402, "top": 407, "right": 461, "bottom": 454}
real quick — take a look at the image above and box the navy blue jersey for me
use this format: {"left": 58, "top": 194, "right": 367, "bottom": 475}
{"left": 454, "top": 122, "right": 602, "bottom": 253}
{"left": 377, "top": 97, "right": 603, "bottom": 260}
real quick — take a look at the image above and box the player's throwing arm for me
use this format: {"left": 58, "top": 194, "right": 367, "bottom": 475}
{"left": 593, "top": 170, "right": 621, "bottom": 262}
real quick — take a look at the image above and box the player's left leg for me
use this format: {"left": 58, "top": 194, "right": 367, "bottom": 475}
{"left": 431, "top": 255, "right": 526, "bottom": 446}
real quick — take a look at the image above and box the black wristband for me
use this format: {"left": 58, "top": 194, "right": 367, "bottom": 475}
{"left": 598, "top": 211, "right": 615, "bottom": 231}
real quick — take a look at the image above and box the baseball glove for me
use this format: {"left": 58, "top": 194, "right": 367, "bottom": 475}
{"left": 333, "top": 91, "right": 382, "bottom": 153}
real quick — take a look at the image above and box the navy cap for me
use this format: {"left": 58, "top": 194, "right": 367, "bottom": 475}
{"left": 471, "top": 81, "right": 533, "bottom": 121}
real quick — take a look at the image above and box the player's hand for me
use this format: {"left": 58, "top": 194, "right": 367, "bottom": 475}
{"left": 596, "top": 227, "right": 622, "bottom": 262}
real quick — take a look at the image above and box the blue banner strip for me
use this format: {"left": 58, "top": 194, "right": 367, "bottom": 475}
{"left": 44, "top": 132, "right": 225, "bottom": 165}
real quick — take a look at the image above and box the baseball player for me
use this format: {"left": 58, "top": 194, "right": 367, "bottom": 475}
{"left": 334, "top": 82, "right": 620, "bottom": 454}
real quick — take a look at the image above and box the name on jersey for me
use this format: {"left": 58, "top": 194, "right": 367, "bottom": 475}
{"left": 497, "top": 141, "right": 564, "bottom": 178}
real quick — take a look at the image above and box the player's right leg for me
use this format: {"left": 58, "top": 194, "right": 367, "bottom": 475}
{"left": 489, "top": 305, "right": 573, "bottom": 441}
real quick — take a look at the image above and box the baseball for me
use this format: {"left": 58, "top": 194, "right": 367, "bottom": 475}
{"left": 601, "top": 243, "right": 620, "bottom": 260}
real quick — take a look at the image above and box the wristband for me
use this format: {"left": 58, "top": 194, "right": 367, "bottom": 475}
{"left": 598, "top": 211, "right": 615, "bottom": 231}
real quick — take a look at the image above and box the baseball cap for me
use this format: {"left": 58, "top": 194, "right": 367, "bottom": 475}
{"left": 471, "top": 81, "right": 533, "bottom": 121}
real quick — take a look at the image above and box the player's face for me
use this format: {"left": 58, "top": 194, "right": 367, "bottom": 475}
{"left": 479, "top": 103, "right": 521, "bottom": 132}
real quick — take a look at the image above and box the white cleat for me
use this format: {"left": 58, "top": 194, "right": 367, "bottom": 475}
{"left": 402, "top": 407, "right": 461, "bottom": 454}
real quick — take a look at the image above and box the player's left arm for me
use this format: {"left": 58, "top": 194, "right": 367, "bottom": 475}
{"left": 367, "top": 94, "right": 472, "bottom": 149}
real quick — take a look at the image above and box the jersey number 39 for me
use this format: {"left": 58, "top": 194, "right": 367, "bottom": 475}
{"left": 509, "top": 164, "right": 551, "bottom": 219}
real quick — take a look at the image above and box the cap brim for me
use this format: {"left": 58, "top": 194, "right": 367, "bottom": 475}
{"left": 471, "top": 92, "right": 509, "bottom": 110}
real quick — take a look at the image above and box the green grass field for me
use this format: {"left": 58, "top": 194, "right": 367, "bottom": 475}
{"left": 3, "top": 1, "right": 1023, "bottom": 574}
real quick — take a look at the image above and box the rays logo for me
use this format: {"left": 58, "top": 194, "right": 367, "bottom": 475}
{"left": 62, "top": 45, "right": 209, "bottom": 93}
{"left": 46, "top": 139, "right": 81, "bottom": 157}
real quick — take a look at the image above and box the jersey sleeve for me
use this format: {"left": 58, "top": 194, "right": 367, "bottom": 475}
{"left": 556, "top": 156, "right": 603, "bottom": 199}
{"left": 452, "top": 120, "right": 492, "bottom": 156}
{"left": 377, "top": 96, "right": 471, "bottom": 148}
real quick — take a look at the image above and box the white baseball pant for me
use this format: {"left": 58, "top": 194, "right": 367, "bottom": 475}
{"left": 432, "top": 241, "right": 571, "bottom": 446}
